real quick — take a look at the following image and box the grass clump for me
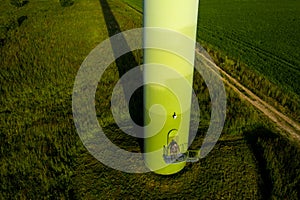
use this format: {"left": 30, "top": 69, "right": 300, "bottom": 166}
{"left": 60, "top": 0, "right": 74, "bottom": 7}
{"left": 10, "top": 0, "right": 29, "bottom": 7}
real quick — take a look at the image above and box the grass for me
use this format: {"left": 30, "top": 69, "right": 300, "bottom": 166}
{"left": 197, "top": 0, "right": 300, "bottom": 95}
{"left": 123, "top": 0, "right": 300, "bottom": 122}
{"left": 72, "top": 131, "right": 262, "bottom": 199}
{"left": 122, "top": 0, "right": 142, "bottom": 12}
{"left": 0, "top": 0, "right": 299, "bottom": 199}
{"left": 0, "top": 0, "right": 108, "bottom": 198}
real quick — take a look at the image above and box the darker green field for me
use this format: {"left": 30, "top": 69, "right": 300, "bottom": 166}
{"left": 125, "top": 0, "right": 300, "bottom": 96}
{"left": 124, "top": 0, "right": 300, "bottom": 121}
{"left": 1, "top": 0, "right": 299, "bottom": 199}
{"left": 198, "top": 0, "right": 300, "bottom": 94}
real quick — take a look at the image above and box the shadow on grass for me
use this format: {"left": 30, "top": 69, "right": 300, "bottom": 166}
{"left": 243, "top": 126, "right": 300, "bottom": 199}
{"left": 243, "top": 127, "right": 274, "bottom": 199}
{"left": 98, "top": 0, "right": 144, "bottom": 151}
{"left": 10, "top": 0, "right": 29, "bottom": 7}
{"left": 60, "top": 0, "right": 74, "bottom": 7}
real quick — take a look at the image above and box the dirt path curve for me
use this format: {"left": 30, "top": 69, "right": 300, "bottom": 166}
{"left": 123, "top": 3, "right": 300, "bottom": 140}
{"left": 196, "top": 48, "right": 300, "bottom": 141}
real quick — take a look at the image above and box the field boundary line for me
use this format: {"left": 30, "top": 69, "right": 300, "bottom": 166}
{"left": 121, "top": 2, "right": 300, "bottom": 140}
{"left": 196, "top": 48, "right": 300, "bottom": 141}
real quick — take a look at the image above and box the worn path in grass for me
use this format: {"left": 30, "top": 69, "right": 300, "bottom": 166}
{"left": 196, "top": 49, "right": 300, "bottom": 141}
{"left": 122, "top": 0, "right": 300, "bottom": 141}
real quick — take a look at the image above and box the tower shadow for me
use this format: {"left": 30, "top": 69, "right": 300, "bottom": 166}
{"left": 99, "top": 0, "right": 144, "bottom": 152}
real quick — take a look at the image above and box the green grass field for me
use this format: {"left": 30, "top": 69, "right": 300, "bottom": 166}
{"left": 124, "top": 0, "right": 300, "bottom": 95}
{"left": 198, "top": 0, "right": 300, "bottom": 93}
{"left": 1, "top": 0, "right": 300, "bottom": 199}
{"left": 124, "top": 0, "right": 300, "bottom": 122}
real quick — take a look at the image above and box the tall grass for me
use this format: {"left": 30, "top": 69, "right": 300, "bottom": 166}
{"left": 0, "top": 0, "right": 299, "bottom": 198}
{"left": 203, "top": 43, "right": 300, "bottom": 122}
{"left": 1, "top": 0, "right": 108, "bottom": 198}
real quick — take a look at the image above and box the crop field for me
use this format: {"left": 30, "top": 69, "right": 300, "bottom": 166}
{"left": 0, "top": 0, "right": 299, "bottom": 199}
{"left": 124, "top": 0, "right": 300, "bottom": 95}
{"left": 124, "top": 0, "right": 300, "bottom": 122}
{"left": 198, "top": 0, "right": 300, "bottom": 94}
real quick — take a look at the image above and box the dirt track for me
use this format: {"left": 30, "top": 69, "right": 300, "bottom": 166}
{"left": 125, "top": 4, "right": 300, "bottom": 141}
{"left": 196, "top": 48, "right": 300, "bottom": 141}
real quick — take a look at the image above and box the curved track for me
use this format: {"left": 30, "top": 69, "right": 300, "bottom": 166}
{"left": 196, "top": 48, "right": 300, "bottom": 141}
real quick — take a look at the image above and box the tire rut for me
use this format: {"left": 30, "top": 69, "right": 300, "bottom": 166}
{"left": 196, "top": 48, "right": 300, "bottom": 141}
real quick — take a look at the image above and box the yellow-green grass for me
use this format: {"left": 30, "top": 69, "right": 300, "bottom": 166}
{"left": 1, "top": 0, "right": 299, "bottom": 199}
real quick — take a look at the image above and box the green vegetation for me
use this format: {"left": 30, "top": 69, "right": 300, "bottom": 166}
{"left": 124, "top": 0, "right": 300, "bottom": 122}
{"left": 122, "top": 0, "right": 142, "bottom": 13}
{"left": 244, "top": 127, "right": 300, "bottom": 199}
{"left": 1, "top": 0, "right": 299, "bottom": 199}
{"left": 0, "top": 0, "right": 107, "bottom": 198}
{"left": 196, "top": 0, "right": 300, "bottom": 123}
{"left": 10, "top": 0, "right": 29, "bottom": 7}
{"left": 198, "top": 0, "right": 300, "bottom": 96}
{"left": 205, "top": 46, "right": 300, "bottom": 123}
{"left": 60, "top": 0, "right": 74, "bottom": 7}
